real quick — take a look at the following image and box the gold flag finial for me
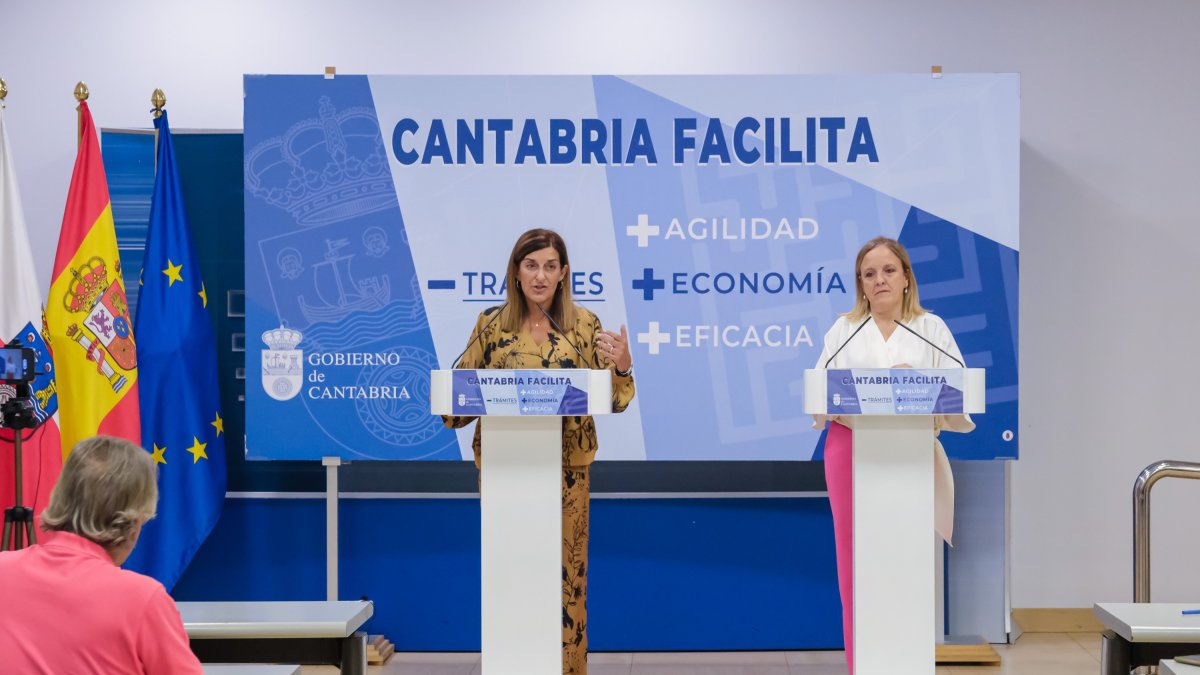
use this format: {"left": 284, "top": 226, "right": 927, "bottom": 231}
{"left": 0, "top": 79, "right": 8, "bottom": 102}
{"left": 75, "top": 82, "right": 89, "bottom": 147}
{"left": 151, "top": 88, "right": 166, "bottom": 118}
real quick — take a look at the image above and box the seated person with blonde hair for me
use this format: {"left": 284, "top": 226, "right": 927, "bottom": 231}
{"left": 0, "top": 435, "right": 203, "bottom": 674}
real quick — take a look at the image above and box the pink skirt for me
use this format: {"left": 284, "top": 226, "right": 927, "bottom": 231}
{"left": 824, "top": 420, "right": 854, "bottom": 674}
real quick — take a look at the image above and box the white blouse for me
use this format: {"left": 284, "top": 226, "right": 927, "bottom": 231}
{"left": 813, "top": 311, "right": 974, "bottom": 542}
{"left": 818, "top": 312, "right": 964, "bottom": 371}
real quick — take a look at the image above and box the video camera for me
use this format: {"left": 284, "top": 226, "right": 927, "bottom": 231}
{"left": 0, "top": 343, "right": 39, "bottom": 431}
{"left": 1, "top": 346, "right": 35, "bottom": 384}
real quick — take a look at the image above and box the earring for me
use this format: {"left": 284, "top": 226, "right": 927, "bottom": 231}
{"left": 558, "top": 281, "right": 563, "bottom": 289}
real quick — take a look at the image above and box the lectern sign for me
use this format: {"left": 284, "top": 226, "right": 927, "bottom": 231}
{"left": 451, "top": 369, "right": 590, "bottom": 416}
{"left": 826, "top": 368, "right": 965, "bottom": 415}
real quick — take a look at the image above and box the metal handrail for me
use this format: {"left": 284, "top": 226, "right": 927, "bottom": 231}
{"left": 1133, "top": 460, "right": 1200, "bottom": 602}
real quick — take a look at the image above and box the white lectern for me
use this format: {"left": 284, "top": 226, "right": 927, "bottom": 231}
{"left": 804, "top": 367, "right": 985, "bottom": 675}
{"left": 431, "top": 368, "right": 613, "bottom": 675}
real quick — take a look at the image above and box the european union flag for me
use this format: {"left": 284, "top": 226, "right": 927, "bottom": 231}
{"left": 123, "top": 110, "right": 226, "bottom": 590}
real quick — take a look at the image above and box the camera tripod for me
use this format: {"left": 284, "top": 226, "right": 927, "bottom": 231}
{"left": 1, "top": 430, "right": 36, "bottom": 550}
{"left": 1, "top": 382, "right": 38, "bottom": 551}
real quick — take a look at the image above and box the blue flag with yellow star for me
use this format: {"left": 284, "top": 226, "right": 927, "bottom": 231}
{"left": 124, "top": 110, "right": 226, "bottom": 590}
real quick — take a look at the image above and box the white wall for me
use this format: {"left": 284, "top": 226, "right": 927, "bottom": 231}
{"left": 5, "top": 0, "right": 1200, "bottom": 608}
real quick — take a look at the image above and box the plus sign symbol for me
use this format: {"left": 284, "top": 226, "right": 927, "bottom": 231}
{"left": 626, "top": 214, "right": 660, "bottom": 248}
{"left": 631, "top": 267, "right": 665, "bottom": 301}
{"left": 637, "top": 322, "right": 672, "bottom": 356}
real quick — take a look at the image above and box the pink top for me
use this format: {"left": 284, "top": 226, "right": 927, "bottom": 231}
{"left": 0, "top": 531, "right": 203, "bottom": 674}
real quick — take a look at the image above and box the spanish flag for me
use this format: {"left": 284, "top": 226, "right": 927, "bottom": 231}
{"left": 45, "top": 101, "right": 139, "bottom": 456}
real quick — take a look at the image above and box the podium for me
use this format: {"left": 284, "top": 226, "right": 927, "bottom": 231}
{"left": 431, "top": 368, "right": 613, "bottom": 675}
{"left": 804, "top": 367, "right": 985, "bottom": 675}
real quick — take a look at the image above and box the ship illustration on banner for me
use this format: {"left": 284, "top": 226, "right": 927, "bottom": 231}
{"left": 298, "top": 238, "right": 390, "bottom": 324}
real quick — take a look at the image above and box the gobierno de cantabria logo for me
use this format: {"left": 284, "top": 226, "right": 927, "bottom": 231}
{"left": 262, "top": 325, "right": 303, "bottom": 401}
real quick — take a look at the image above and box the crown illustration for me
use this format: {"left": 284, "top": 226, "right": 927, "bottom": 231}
{"left": 64, "top": 256, "right": 108, "bottom": 313}
{"left": 245, "top": 96, "right": 397, "bottom": 226}
{"left": 262, "top": 325, "right": 303, "bottom": 351}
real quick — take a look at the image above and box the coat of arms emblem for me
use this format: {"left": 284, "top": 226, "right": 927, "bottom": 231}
{"left": 262, "top": 326, "right": 303, "bottom": 401}
{"left": 62, "top": 256, "right": 136, "bottom": 392}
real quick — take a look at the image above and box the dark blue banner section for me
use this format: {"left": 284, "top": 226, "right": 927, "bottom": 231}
{"left": 244, "top": 75, "right": 457, "bottom": 460}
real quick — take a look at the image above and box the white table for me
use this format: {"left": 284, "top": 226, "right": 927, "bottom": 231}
{"left": 181, "top": 601, "right": 373, "bottom": 675}
{"left": 1162, "top": 660, "right": 1200, "bottom": 675}
{"left": 1095, "top": 603, "right": 1200, "bottom": 675}
{"left": 203, "top": 666, "right": 301, "bottom": 675}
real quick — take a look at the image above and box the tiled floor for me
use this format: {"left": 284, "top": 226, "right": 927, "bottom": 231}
{"left": 300, "top": 632, "right": 1108, "bottom": 674}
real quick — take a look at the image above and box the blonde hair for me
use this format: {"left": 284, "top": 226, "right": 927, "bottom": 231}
{"left": 41, "top": 435, "right": 157, "bottom": 548}
{"left": 845, "top": 236, "right": 925, "bottom": 322}
{"left": 501, "top": 228, "right": 576, "bottom": 333}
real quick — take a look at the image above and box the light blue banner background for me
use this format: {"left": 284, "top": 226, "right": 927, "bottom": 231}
{"left": 244, "top": 74, "right": 1018, "bottom": 461}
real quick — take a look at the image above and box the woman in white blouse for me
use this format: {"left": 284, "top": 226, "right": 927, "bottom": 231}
{"left": 814, "top": 236, "right": 972, "bottom": 674}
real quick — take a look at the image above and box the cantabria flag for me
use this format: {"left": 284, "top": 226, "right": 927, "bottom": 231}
{"left": 45, "top": 101, "right": 139, "bottom": 455}
{"left": 0, "top": 103, "right": 62, "bottom": 519}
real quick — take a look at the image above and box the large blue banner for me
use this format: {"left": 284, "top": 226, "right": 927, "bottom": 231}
{"left": 244, "top": 74, "right": 1018, "bottom": 461}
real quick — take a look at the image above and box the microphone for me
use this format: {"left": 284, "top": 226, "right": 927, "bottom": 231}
{"left": 535, "top": 302, "right": 590, "bottom": 367}
{"left": 450, "top": 303, "right": 507, "bottom": 369}
{"left": 823, "top": 317, "right": 871, "bottom": 368}
{"left": 893, "top": 319, "right": 965, "bottom": 367}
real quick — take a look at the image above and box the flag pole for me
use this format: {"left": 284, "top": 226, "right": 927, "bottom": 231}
{"left": 151, "top": 89, "right": 165, "bottom": 171}
{"left": 74, "top": 81, "right": 89, "bottom": 148}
